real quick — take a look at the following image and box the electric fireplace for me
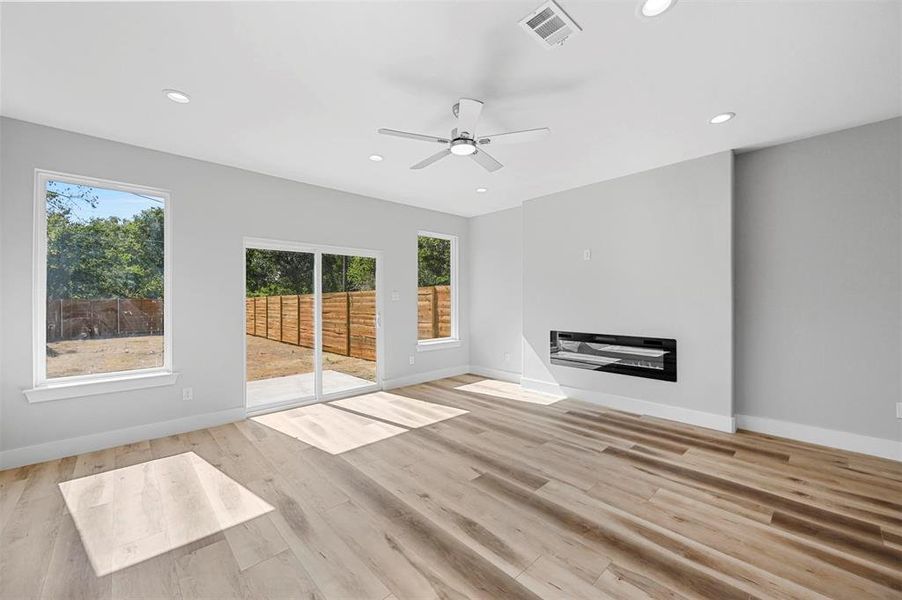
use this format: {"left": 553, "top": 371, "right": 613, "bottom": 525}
{"left": 550, "top": 331, "right": 677, "bottom": 382}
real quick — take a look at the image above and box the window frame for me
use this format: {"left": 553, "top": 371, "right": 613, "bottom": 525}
{"left": 26, "top": 169, "right": 175, "bottom": 402}
{"left": 415, "top": 230, "right": 460, "bottom": 351}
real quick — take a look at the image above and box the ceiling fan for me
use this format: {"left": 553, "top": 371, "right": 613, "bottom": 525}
{"left": 377, "top": 98, "right": 550, "bottom": 172}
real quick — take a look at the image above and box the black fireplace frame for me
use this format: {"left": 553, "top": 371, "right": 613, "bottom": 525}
{"left": 549, "top": 331, "right": 677, "bottom": 382}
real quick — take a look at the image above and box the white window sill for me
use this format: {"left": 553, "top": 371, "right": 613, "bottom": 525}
{"left": 24, "top": 371, "right": 180, "bottom": 403}
{"left": 416, "top": 338, "right": 462, "bottom": 352}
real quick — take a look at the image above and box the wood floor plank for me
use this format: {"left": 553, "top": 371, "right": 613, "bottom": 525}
{"left": 330, "top": 390, "right": 468, "bottom": 427}
{"left": 323, "top": 499, "right": 445, "bottom": 599}
{"left": 517, "top": 554, "right": 607, "bottom": 599}
{"left": 241, "top": 548, "right": 321, "bottom": 599}
{"left": 245, "top": 474, "right": 391, "bottom": 600}
{"left": 1, "top": 374, "right": 899, "bottom": 600}
{"left": 175, "top": 538, "right": 251, "bottom": 599}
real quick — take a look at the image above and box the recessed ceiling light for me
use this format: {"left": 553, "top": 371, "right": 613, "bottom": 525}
{"left": 162, "top": 89, "right": 190, "bottom": 104}
{"left": 709, "top": 112, "right": 736, "bottom": 124}
{"left": 476, "top": 187, "right": 487, "bottom": 193}
{"left": 639, "top": 0, "right": 677, "bottom": 18}
{"left": 369, "top": 154, "right": 384, "bottom": 162}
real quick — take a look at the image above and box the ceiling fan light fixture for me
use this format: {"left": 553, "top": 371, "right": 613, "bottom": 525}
{"left": 450, "top": 139, "right": 477, "bottom": 156}
{"left": 377, "top": 97, "right": 550, "bottom": 172}
{"left": 639, "top": 0, "right": 677, "bottom": 18}
{"left": 368, "top": 154, "right": 384, "bottom": 162}
{"left": 476, "top": 187, "right": 488, "bottom": 193}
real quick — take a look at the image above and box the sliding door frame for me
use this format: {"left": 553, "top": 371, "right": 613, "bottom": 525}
{"left": 242, "top": 237, "right": 384, "bottom": 416}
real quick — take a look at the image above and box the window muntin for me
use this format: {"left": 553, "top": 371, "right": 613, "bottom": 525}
{"left": 36, "top": 172, "right": 170, "bottom": 384}
{"left": 417, "top": 233, "right": 457, "bottom": 342}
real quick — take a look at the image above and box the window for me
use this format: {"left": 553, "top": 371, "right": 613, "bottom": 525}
{"left": 28, "top": 171, "right": 173, "bottom": 401}
{"left": 417, "top": 232, "right": 458, "bottom": 347}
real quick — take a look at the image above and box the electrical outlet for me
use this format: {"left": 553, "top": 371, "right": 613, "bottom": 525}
{"left": 504, "top": 352, "right": 511, "bottom": 362}
{"left": 583, "top": 248, "right": 591, "bottom": 261}
{"left": 409, "top": 355, "right": 415, "bottom": 365}
{"left": 182, "top": 387, "right": 193, "bottom": 401}
{"left": 391, "top": 290, "right": 400, "bottom": 301}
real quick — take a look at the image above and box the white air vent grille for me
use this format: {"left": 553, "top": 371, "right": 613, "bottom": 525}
{"left": 519, "top": 1, "right": 581, "bottom": 48}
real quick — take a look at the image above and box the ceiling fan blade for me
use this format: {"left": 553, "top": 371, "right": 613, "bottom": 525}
{"left": 411, "top": 149, "right": 452, "bottom": 170}
{"left": 456, "top": 98, "right": 483, "bottom": 139}
{"left": 478, "top": 127, "right": 550, "bottom": 145}
{"left": 471, "top": 148, "right": 503, "bottom": 172}
{"left": 378, "top": 128, "right": 449, "bottom": 144}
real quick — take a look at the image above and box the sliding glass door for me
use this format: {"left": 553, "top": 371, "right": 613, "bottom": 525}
{"left": 245, "top": 241, "right": 380, "bottom": 413}
{"left": 320, "top": 253, "right": 378, "bottom": 396}
{"left": 245, "top": 248, "right": 316, "bottom": 411}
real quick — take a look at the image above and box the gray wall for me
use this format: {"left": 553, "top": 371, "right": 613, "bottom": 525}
{"left": 522, "top": 152, "right": 734, "bottom": 423}
{"left": 468, "top": 206, "right": 522, "bottom": 378}
{"left": 0, "top": 118, "right": 469, "bottom": 456}
{"left": 735, "top": 118, "right": 901, "bottom": 441}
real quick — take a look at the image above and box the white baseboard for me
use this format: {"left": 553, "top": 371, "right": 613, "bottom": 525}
{"left": 519, "top": 377, "right": 566, "bottom": 397}
{"left": 736, "top": 415, "right": 901, "bottom": 462}
{"left": 520, "top": 377, "right": 736, "bottom": 433}
{"left": 0, "top": 407, "right": 246, "bottom": 470}
{"left": 382, "top": 365, "right": 470, "bottom": 390}
{"left": 467, "top": 365, "right": 521, "bottom": 383}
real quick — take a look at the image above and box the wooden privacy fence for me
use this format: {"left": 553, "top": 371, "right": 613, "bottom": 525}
{"left": 417, "top": 285, "right": 452, "bottom": 340}
{"left": 47, "top": 298, "right": 163, "bottom": 341}
{"left": 246, "top": 290, "right": 376, "bottom": 361}
{"left": 245, "top": 285, "right": 451, "bottom": 361}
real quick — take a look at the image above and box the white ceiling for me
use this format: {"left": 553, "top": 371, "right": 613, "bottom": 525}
{"left": 2, "top": 1, "right": 899, "bottom": 217}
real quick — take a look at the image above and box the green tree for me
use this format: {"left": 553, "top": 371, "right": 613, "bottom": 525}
{"left": 46, "top": 181, "right": 98, "bottom": 218}
{"left": 245, "top": 249, "right": 315, "bottom": 296}
{"left": 418, "top": 236, "right": 450, "bottom": 286}
{"left": 46, "top": 207, "right": 164, "bottom": 299}
{"left": 346, "top": 256, "right": 375, "bottom": 291}
{"left": 322, "top": 255, "right": 376, "bottom": 293}
{"left": 246, "top": 251, "right": 376, "bottom": 296}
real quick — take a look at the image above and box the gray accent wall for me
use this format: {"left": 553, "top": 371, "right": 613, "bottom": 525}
{"left": 521, "top": 152, "right": 735, "bottom": 424}
{"left": 734, "top": 118, "right": 901, "bottom": 441}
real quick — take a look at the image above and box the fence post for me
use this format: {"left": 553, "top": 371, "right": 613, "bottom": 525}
{"left": 345, "top": 292, "right": 351, "bottom": 356}
{"left": 117, "top": 298, "right": 121, "bottom": 336}
{"left": 432, "top": 286, "right": 439, "bottom": 339}
{"left": 60, "top": 298, "right": 64, "bottom": 340}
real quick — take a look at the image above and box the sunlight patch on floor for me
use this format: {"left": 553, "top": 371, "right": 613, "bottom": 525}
{"left": 58, "top": 452, "right": 273, "bottom": 576}
{"left": 330, "top": 391, "right": 468, "bottom": 428}
{"left": 252, "top": 403, "right": 406, "bottom": 454}
{"left": 454, "top": 379, "right": 563, "bottom": 405}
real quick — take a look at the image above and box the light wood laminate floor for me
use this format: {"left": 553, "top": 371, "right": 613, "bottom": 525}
{"left": 1, "top": 375, "right": 900, "bottom": 599}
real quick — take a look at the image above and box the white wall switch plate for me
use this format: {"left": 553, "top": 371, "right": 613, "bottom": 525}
{"left": 391, "top": 290, "right": 400, "bottom": 301}
{"left": 182, "top": 387, "right": 193, "bottom": 401}
{"left": 504, "top": 352, "right": 511, "bottom": 362}
{"left": 896, "top": 402, "right": 902, "bottom": 419}
{"left": 583, "top": 249, "right": 591, "bottom": 260}
{"left": 409, "top": 355, "right": 415, "bottom": 365}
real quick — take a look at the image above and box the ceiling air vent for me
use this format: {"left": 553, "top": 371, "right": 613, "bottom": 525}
{"left": 519, "top": 1, "right": 582, "bottom": 49}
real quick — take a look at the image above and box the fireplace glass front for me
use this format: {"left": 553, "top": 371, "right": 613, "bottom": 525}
{"left": 549, "top": 331, "right": 677, "bottom": 382}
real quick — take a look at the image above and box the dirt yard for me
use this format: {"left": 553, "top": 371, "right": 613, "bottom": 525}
{"left": 46, "top": 335, "right": 164, "bottom": 378}
{"left": 45, "top": 334, "right": 375, "bottom": 382}
{"left": 246, "top": 335, "right": 375, "bottom": 382}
